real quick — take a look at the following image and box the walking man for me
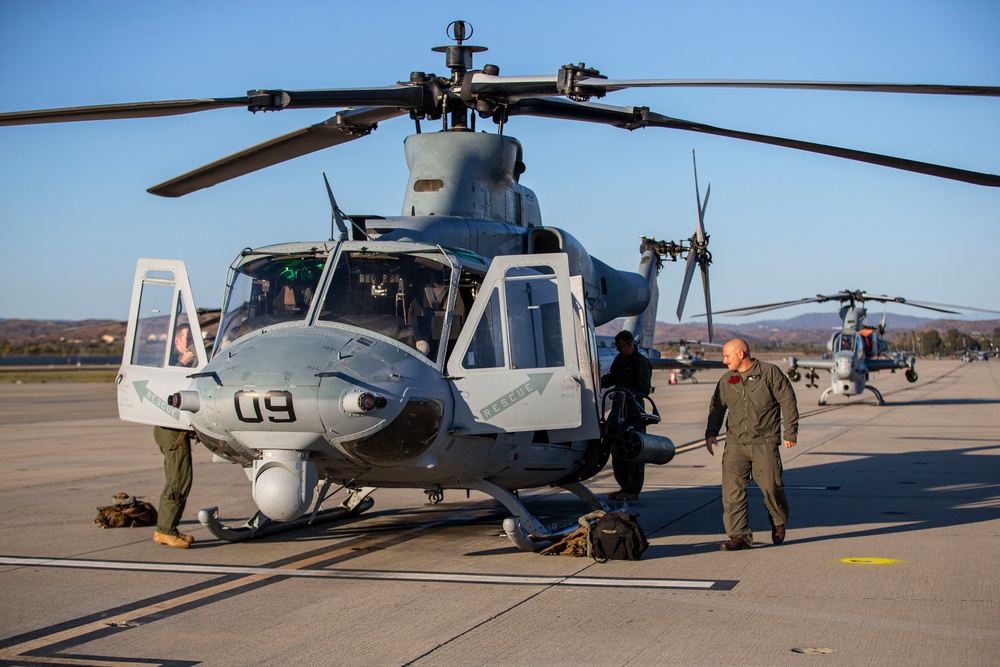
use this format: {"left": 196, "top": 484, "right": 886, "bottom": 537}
{"left": 705, "top": 338, "right": 798, "bottom": 550}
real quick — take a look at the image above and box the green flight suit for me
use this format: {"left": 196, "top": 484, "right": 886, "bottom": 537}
{"left": 153, "top": 425, "right": 193, "bottom": 536}
{"left": 706, "top": 359, "right": 798, "bottom": 545}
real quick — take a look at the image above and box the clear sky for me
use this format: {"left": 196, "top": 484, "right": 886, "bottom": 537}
{"left": 1, "top": 0, "right": 998, "bottom": 329}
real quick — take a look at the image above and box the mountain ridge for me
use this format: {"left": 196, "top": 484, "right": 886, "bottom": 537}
{"left": 2, "top": 315, "right": 997, "bottom": 349}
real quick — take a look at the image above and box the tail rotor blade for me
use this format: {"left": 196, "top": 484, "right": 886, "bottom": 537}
{"left": 693, "top": 150, "right": 709, "bottom": 244}
{"left": 682, "top": 149, "right": 713, "bottom": 341}
{"left": 676, "top": 252, "right": 697, "bottom": 321}
{"left": 701, "top": 261, "right": 714, "bottom": 343}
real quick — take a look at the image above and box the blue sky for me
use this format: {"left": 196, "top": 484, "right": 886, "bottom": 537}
{"left": 1, "top": 0, "right": 998, "bottom": 329}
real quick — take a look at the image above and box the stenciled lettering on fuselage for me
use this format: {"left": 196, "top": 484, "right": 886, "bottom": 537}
{"left": 478, "top": 372, "right": 553, "bottom": 421}
{"left": 133, "top": 379, "right": 181, "bottom": 421}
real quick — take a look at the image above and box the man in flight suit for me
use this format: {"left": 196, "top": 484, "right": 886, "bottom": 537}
{"left": 705, "top": 338, "right": 798, "bottom": 550}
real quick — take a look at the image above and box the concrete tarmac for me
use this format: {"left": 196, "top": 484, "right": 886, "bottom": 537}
{"left": 1, "top": 359, "right": 998, "bottom": 666}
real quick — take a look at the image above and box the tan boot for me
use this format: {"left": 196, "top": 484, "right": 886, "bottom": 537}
{"left": 153, "top": 531, "right": 191, "bottom": 549}
{"left": 176, "top": 531, "right": 195, "bottom": 545}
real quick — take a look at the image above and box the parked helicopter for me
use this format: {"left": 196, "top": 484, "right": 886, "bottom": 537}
{"left": 660, "top": 341, "right": 725, "bottom": 384}
{"left": 3, "top": 21, "right": 999, "bottom": 550}
{"left": 707, "top": 290, "right": 1000, "bottom": 405}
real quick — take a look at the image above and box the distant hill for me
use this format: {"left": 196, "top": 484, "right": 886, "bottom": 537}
{"left": 0, "top": 318, "right": 125, "bottom": 343}
{"left": 597, "top": 313, "right": 1000, "bottom": 349}
{"left": 737, "top": 312, "right": 935, "bottom": 331}
{"left": 3, "top": 314, "right": 997, "bottom": 352}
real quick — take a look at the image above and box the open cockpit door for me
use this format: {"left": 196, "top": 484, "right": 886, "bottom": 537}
{"left": 117, "top": 259, "right": 208, "bottom": 429}
{"left": 446, "top": 253, "right": 595, "bottom": 437}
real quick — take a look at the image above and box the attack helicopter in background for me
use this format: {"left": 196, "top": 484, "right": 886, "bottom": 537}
{"left": 660, "top": 340, "right": 725, "bottom": 384}
{"left": 709, "top": 290, "right": 1000, "bottom": 405}
{"left": 3, "top": 21, "right": 999, "bottom": 551}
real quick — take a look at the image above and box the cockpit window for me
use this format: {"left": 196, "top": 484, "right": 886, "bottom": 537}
{"left": 215, "top": 253, "right": 326, "bottom": 352}
{"left": 836, "top": 333, "right": 855, "bottom": 353}
{"left": 318, "top": 251, "right": 454, "bottom": 358}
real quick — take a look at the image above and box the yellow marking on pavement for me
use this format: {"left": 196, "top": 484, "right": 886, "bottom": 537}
{"left": 840, "top": 557, "right": 899, "bottom": 565}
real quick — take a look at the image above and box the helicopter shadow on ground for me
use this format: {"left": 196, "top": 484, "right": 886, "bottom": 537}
{"left": 883, "top": 397, "right": 1000, "bottom": 407}
{"left": 611, "top": 443, "right": 1000, "bottom": 559}
{"left": 187, "top": 444, "right": 999, "bottom": 559}
{"left": 772, "top": 444, "right": 1000, "bottom": 547}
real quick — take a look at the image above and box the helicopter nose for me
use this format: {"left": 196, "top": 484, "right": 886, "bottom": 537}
{"left": 186, "top": 326, "right": 444, "bottom": 469}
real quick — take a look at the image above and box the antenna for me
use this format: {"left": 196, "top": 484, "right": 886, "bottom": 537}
{"left": 323, "top": 172, "right": 349, "bottom": 242}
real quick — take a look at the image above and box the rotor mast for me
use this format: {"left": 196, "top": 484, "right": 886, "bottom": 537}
{"left": 430, "top": 20, "right": 489, "bottom": 132}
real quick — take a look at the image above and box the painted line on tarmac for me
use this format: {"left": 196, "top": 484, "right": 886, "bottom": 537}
{"left": 0, "top": 555, "right": 736, "bottom": 591}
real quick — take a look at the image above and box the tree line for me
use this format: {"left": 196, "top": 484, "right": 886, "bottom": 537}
{"left": 0, "top": 338, "right": 124, "bottom": 358}
{"left": 891, "top": 328, "right": 1000, "bottom": 357}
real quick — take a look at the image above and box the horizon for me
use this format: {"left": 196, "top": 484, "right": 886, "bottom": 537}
{"left": 4, "top": 309, "right": 998, "bottom": 328}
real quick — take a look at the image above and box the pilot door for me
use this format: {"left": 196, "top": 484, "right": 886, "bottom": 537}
{"left": 446, "top": 253, "right": 598, "bottom": 439}
{"left": 117, "top": 259, "right": 208, "bottom": 429}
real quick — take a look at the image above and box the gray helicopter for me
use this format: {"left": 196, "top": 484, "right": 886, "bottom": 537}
{"left": 661, "top": 341, "right": 725, "bottom": 384}
{"left": 709, "top": 290, "right": 1000, "bottom": 405}
{"left": 4, "top": 21, "right": 999, "bottom": 550}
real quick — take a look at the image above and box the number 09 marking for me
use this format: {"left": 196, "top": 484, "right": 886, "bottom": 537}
{"left": 234, "top": 390, "right": 297, "bottom": 423}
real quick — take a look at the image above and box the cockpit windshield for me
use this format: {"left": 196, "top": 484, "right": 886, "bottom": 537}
{"left": 318, "top": 250, "right": 455, "bottom": 358}
{"left": 215, "top": 252, "right": 327, "bottom": 353}
{"left": 836, "top": 333, "right": 855, "bottom": 353}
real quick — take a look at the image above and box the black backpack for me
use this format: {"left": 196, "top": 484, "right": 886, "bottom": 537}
{"left": 590, "top": 511, "right": 649, "bottom": 561}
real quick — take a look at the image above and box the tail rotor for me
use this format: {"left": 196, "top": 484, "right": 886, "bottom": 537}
{"left": 676, "top": 151, "right": 714, "bottom": 341}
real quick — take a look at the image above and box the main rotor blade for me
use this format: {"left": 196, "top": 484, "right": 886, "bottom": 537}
{"left": 0, "top": 86, "right": 428, "bottom": 126}
{"left": 642, "top": 110, "right": 1000, "bottom": 187}
{"left": 506, "top": 98, "right": 1000, "bottom": 187}
{"left": 583, "top": 78, "right": 1000, "bottom": 98}
{"left": 880, "top": 297, "right": 1000, "bottom": 314}
{"left": 699, "top": 296, "right": 828, "bottom": 317}
{"left": 149, "top": 107, "right": 406, "bottom": 197}
{"left": 850, "top": 292, "right": 979, "bottom": 314}
{"left": 471, "top": 73, "right": 1000, "bottom": 100}
{"left": 0, "top": 98, "right": 251, "bottom": 125}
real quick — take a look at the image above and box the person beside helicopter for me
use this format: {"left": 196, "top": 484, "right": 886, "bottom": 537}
{"left": 152, "top": 320, "right": 198, "bottom": 549}
{"left": 705, "top": 338, "right": 798, "bottom": 551}
{"left": 600, "top": 330, "right": 653, "bottom": 502}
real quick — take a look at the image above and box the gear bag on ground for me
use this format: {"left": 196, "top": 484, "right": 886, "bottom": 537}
{"left": 590, "top": 511, "right": 649, "bottom": 561}
{"left": 94, "top": 492, "right": 158, "bottom": 528}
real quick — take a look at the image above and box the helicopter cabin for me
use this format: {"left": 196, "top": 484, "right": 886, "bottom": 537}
{"left": 213, "top": 242, "right": 491, "bottom": 367}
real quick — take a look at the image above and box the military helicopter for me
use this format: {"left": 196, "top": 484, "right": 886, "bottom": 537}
{"left": 660, "top": 341, "right": 725, "bottom": 384}
{"left": 3, "top": 21, "right": 999, "bottom": 550}
{"left": 708, "top": 290, "right": 1000, "bottom": 405}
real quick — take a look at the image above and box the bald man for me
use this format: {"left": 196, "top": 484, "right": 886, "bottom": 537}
{"left": 705, "top": 338, "right": 798, "bottom": 550}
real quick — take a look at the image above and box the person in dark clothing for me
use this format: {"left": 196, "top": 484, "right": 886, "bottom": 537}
{"left": 600, "top": 330, "right": 653, "bottom": 501}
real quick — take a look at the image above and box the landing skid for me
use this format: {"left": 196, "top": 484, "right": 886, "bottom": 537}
{"left": 818, "top": 385, "right": 885, "bottom": 406}
{"left": 468, "top": 479, "right": 619, "bottom": 552}
{"left": 867, "top": 385, "right": 886, "bottom": 405}
{"left": 198, "top": 486, "right": 376, "bottom": 543}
